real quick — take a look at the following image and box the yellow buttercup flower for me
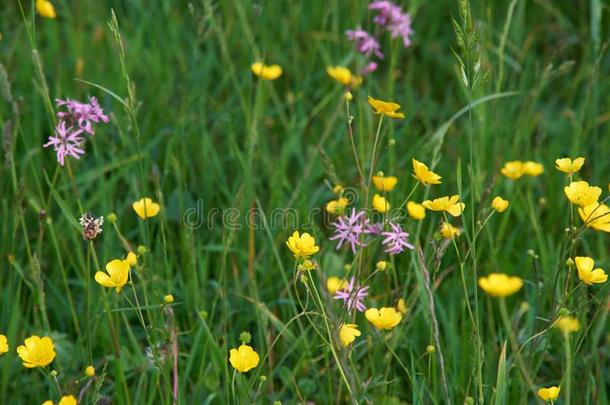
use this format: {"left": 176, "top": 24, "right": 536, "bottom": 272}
{"left": 326, "top": 66, "right": 352, "bottom": 85}
{"left": 372, "top": 175, "right": 398, "bottom": 191}
{"left": 422, "top": 195, "right": 465, "bottom": 217}
{"left": 396, "top": 298, "right": 408, "bottom": 315}
{"left": 372, "top": 194, "right": 390, "bottom": 213}
{"left": 16, "top": 335, "right": 56, "bottom": 368}
{"left": 500, "top": 160, "right": 525, "bottom": 180}
{"left": 555, "top": 316, "right": 580, "bottom": 334}
{"left": 132, "top": 197, "right": 160, "bottom": 219}
{"left": 537, "top": 386, "right": 560, "bottom": 402}
{"left": 339, "top": 324, "right": 361, "bottom": 347}
{"left": 555, "top": 157, "right": 584, "bottom": 174}
{"left": 365, "top": 307, "right": 402, "bottom": 330}
{"left": 376, "top": 260, "right": 388, "bottom": 271}
{"left": 94, "top": 258, "right": 130, "bottom": 293}
{"left": 42, "top": 396, "right": 78, "bottom": 405}
{"left": 367, "top": 96, "right": 405, "bottom": 119}
{"left": 406, "top": 201, "right": 426, "bottom": 220}
{"left": 59, "top": 396, "right": 77, "bottom": 405}
{"left": 285, "top": 231, "right": 319, "bottom": 259}
{"left": 412, "top": 158, "right": 441, "bottom": 185}
{"left": 251, "top": 62, "right": 282, "bottom": 80}
{"left": 326, "top": 66, "right": 362, "bottom": 88}
{"left": 164, "top": 294, "right": 175, "bottom": 304}
{"left": 491, "top": 196, "right": 509, "bottom": 213}
{"left": 325, "top": 197, "right": 349, "bottom": 214}
{"left": 575, "top": 256, "right": 607, "bottom": 285}
{"left": 0, "top": 334, "right": 8, "bottom": 355}
{"left": 85, "top": 365, "right": 96, "bottom": 377}
{"left": 229, "top": 344, "right": 259, "bottom": 373}
{"left": 36, "top": 0, "right": 56, "bottom": 19}
{"left": 478, "top": 273, "right": 523, "bottom": 297}
{"left": 578, "top": 203, "right": 610, "bottom": 232}
{"left": 564, "top": 181, "right": 601, "bottom": 207}
{"left": 440, "top": 222, "right": 460, "bottom": 239}
{"left": 327, "top": 277, "right": 348, "bottom": 294}
{"left": 523, "top": 161, "right": 544, "bottom": 176}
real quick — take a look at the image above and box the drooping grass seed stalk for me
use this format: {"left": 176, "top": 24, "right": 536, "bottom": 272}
{"left": 416, "top": 246, "right": 451, "bottom": 404}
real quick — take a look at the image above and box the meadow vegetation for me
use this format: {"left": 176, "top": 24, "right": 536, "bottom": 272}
{"left": 0, "top": 0, "right": 609, "bottom": 403}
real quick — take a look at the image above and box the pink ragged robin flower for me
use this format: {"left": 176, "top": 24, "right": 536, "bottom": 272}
{"left": 334, "top": 276, "right": 369, "bottom": 313}
{"left": 43, "top": 121, "right": 85, "bottom": 166}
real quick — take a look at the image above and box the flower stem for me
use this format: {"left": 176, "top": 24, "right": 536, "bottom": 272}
{"left": 306, "top": 275, "right": 356, "bottom": 403}
{"left": 563, "top": 332, "right": 572, "bottom": 404}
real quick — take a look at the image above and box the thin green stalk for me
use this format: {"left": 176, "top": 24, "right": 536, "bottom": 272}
{"left": 498, "top": 298, "right": 537, "bottom": 396}
{"left": 306, "top": 275, "right": 356, "bottom": 403}
{"left": 563, "top": 332, "right": 571, "bottom": 404}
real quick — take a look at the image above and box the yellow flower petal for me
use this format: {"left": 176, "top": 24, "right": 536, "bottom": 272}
{"left": 132, "top": 197, "right": 161, "bottom": 219}
{"left": 36, "top": 0, "right": 56, "bottom": 19}
{"left": 368, "top": 96, "right": 405, "bottom": 119}
{"left": 412, "top": 158, "right": 442, "bottom": 185}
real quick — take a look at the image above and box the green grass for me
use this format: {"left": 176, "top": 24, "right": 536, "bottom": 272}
{"left": 1, "top": 0, "right": 609, "bottom": 403}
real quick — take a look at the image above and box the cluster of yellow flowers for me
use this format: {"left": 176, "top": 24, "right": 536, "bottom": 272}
{"left": 0, "top": 197, "right": 167, "bottom": 401}
{"left": 500, "top": 160, "right": 545, "bottom": 179}
{"left": 285, "top": 228, "right": 405, "bottom": 350}
{"left": 0, "top": 334, "right": 96, "bottom": 403}
{"left": 479, "top": 155, "right": 608, "bottom": 300}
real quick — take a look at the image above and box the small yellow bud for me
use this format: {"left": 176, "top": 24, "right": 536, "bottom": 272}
{"left": 388, "top": 138, "right": 396, "bottom": 146}
{"left": 50, "top": 370, "right": 58, "bottom": 377}
{"left": 164, "top": 294, "right": 174, "bottom": 304}
{"left": 565, "top": 258, "right": 575, "bottom": 267}
{"left": 426, "top": 345, "right": 435, "bottom": 354}
{"left": 85, "top": 365, "right": 96, "bottom": 377}
{"left": 107, "top": 213, "right": 118, "bottom": 224}
{"left": 333, "top": 184, "right": 344, "bottom": 194}
{"left": 344, "top": 91, "right": 353, "bottom": 101}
